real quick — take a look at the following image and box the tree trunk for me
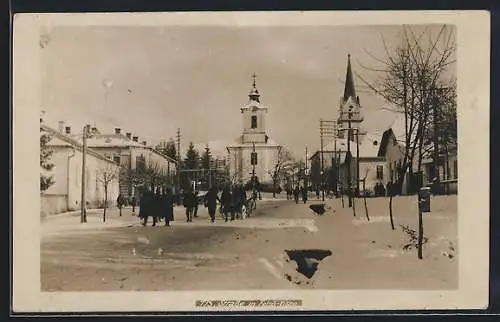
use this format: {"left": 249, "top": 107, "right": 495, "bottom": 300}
{"left": 103, "top": 186, "right": 107, "bottom": 223}
{"left": 389, "top": 194, "right": 395, "bottom": 230}
{"left": 363, "top": 180, "right": 369, "bottom": 221}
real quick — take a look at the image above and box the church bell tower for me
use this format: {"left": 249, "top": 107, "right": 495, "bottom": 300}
{"left": 241, "top": 73, "right": 269, "bottom": 144}
{"left": 337, "top": 54, "right": 365, "bottom": 140}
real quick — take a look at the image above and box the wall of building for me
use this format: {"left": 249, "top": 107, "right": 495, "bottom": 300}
{"left": 228, "top": 145, "right": 281, "bottom": 185}
{"left": 41, "top": 146, "right": 121, "bottom": 216}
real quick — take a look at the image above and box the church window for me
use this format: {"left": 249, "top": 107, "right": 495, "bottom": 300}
{"left": 376, "top": 165, "right": 384, "bottom": 180}
{"left": 251, "top": 152, "right": 258, "bottom": 165}
{"left": 251, "top": 115, "right": 257, "bottom": 129}
{"left": 453, "top": 160, "right": 458, "bottom": 179}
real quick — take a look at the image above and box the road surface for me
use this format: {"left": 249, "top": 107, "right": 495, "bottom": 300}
{"left": 41, "top": 195, "right": 458, "bottom": 291}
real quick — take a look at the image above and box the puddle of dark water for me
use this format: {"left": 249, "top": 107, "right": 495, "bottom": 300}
{"left": 285, "top": 249, "right": 332, "bottom": 279}
{"left": 309, "top": 204, "right": 326, "bottom": 215}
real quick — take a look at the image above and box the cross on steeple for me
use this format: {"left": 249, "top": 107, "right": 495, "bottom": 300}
{"left": 248, "top": 72, "right": 260, "bottom": 103}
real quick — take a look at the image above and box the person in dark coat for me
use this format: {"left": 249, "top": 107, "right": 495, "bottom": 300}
{"left": 205, "top": 186, "right": 220, "bottom": 223}
{"left": 193, "top": 189, "right": 199, "bottom": 218}
{"left": 117, "top": 194, "right": 125, "bottom": 216}
{"left": 232, "top": 186, "right": 242, "bottom": 219}
{"left": 139, "top": 188, "right": 153, "bottom": 226}
{"left": 301, "top": 186, "right": 308, "bottom": 204}
{"left": 183, "top": 188, "right": 196, "bottom": 222}
{"left": 131, "top": 194, "right": 137, "bottom": 215}
{"left": 163, "top": 187, "right": 174, "bottom": 226}
{"left": 220, "top": 186, "right": 234, "bottom": 222}
{"left": 293, "top": 186, "right": 300, "bottom": 204}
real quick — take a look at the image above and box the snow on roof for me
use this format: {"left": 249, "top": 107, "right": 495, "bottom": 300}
{"left": 77, "top": 134, "right": 147, "bottom": 148}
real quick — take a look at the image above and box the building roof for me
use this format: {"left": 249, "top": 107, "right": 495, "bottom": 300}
{"left": 71, "top": 133, "right": 177, "bottom": 164}
{"left": 41, "top": 124, "right": 120, "bottom": 165}
{"left": 83, "top": 134, "right": 147, "bottom": 149}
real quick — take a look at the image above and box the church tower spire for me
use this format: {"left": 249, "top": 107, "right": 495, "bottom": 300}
{"left": 248, "top": 72, "right": 261, "bottom": 103}
{"left": 337, "top": 54, "right": 364, "bottom": 141}
{"left": 343, "top": 54, "right": 357, "bottom": 102}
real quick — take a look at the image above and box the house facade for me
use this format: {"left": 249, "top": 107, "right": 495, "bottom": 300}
{"left": 41, "top": 123, "right": 121, "bottom": 217}
{"left": 75, "top": 127, "right": 178, "bottom": 198}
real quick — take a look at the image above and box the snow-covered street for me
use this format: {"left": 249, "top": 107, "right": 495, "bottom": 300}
{"left": 41, "top": 195, "right": 457, "bottom": 291}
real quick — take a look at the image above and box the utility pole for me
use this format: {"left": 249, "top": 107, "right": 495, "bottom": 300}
{"left": 176, "top": 128, "right": 181, "bottom": 192}
{"left": 320, "top": 119, "right": 337, "bottom": 201}
{"left": 251, "top": 141, "right": 257, "bottom": 197}
{"left": 305, "top": 145, "right": 308, "bottom": 189}
{"left": 80, "top": 124, "right": 90, "bottom": 223}
{"left": 356, "top": 128, "right": 360, "bottom": 197}
{"left": 347, "top": 110, "right": 353, "bottom": 207}
{"left": 432, "top": 88, "right": 440, "bottom": 195}
{"left": 320, "top": 119, "right": 325, "bottom": 201}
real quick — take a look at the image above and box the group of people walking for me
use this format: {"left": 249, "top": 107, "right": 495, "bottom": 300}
{"left": 133, "top": 184, "right": 257, "bottom": 227}
{"left": 286, "top": 186, "right": 309, "bottom": 204}
{"left": 137, "top": 187, "right": 175, "bottom": 227}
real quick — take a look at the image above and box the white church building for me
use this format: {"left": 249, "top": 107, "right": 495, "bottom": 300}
{"left": 226, "top": 74, "right": 282, "bottom": 186}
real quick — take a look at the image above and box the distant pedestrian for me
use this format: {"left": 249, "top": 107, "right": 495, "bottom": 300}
{"left": 193, "top": 189, "right": 199, "bottom": 218}
{"left": 163, "top": 187, "right": 174, "bottom": 226}
{"left": 301, "top": 186, "right": 308, "bottom": 204}
{"left": 183, "top": 188, "right": 196, "bottom": 222}
{"left": 293, "top": 186, "right": 300, "bottom": 204}
{"left": 117, "top": 194, "right": 125, "bottom": 216}
{"left": 220, "top": 187, "right": 234, "bottom": 222}
{"left": 205, "top": 186, "right": 220, "bottom": 223}
{"left": 139, "top": 188, "right": 153, "bottom": 226}
{"left": 131, "top": 194, "right": 137, "bottom": 215}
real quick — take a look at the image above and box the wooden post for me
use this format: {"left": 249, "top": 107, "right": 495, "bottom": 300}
{"left": 389, "top": 193, "right": 395, "bottom": 230}
{"left": 418, "top": 206, "right": 423, "bottom": 260}
{"left": 363, "top": 179, "right": 369, "bottom": 221}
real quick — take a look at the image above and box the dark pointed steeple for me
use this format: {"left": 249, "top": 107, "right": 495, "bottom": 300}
{"left": 248, "top": 72, "right": 260, "bottom": 103}
{"left": 343, "top": 54, "right": 357, "bottom": 102}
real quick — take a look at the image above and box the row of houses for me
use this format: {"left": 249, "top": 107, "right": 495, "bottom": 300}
{"left": 40, "top": 120, "right": 178, "bottom": 217}
{"left": 310, "top": 122, "right": 458, "bottom": 196}
{"left": 308, "top": 54, "right": 457, "bottom": 196}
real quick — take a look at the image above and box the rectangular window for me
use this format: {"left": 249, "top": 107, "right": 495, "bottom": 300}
{"left": 251, "top": 152, "right": 258, "bottom": 165}
{"left": 376, "top": 165, "right": 384, "bottom": 180}
{"left": 251, "top": 115, "right": 257, "bottom": 129}
{"left": 453, "top": 160, "right": 458, "bottom": 179}
{"left": 113, "top": 156, "right": 121, "bottom": 164}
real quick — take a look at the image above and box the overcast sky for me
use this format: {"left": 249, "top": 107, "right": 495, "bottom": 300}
{"left": 40, "top": 24, "right": 454, "bottom": 159}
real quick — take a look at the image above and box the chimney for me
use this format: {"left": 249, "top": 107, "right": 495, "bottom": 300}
{"left": 142, "top": 141, "right": 147, "bottom": 146}
{"left": 58, "top": 121, "right": 65, "bottom": 133}
{"left": 65, "top": 126, "right": 71, "bottom": 135}
{"left": 115, "top": 128, "right": 121, "bottom": 135}
{"left": 126, "top": 132, "right": 132, "bottom": 139}
{"left": 132, "top": 136, "right": 139, "bottom": 142}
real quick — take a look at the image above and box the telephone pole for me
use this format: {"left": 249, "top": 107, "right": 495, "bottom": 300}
{"left": 320, "top": 119, "right": 337, "bottom": 201}
{"left": 80, "top": 124, "right": 91, "bottom": 223}
{"left": 251, "top": 141, "right": 257, "bottom": 197}
{"left": 176, "top": 128, "right": 181, "bottom": 191}
{"left": 346, "top": 110, "right": 353, "bottom": 207}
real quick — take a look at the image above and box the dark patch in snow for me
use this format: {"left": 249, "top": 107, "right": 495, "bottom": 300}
{"left": 309, "top": 204, "right": 326, "bottom": 215}
{"left": 285, "top": 249, "right": 332, "bottom": 279}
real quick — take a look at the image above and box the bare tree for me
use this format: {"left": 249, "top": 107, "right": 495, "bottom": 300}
{"left": 97, "top": 163, "right": 119, "bottom": 223}
{"left": 360, "top": 168, "right": 370, "bottom": 221}
{"left": 356, "top": 25, "right": 456, "bottom": 194}
{"left": 267, "top": 147, "right": 294, "bottom": 198}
